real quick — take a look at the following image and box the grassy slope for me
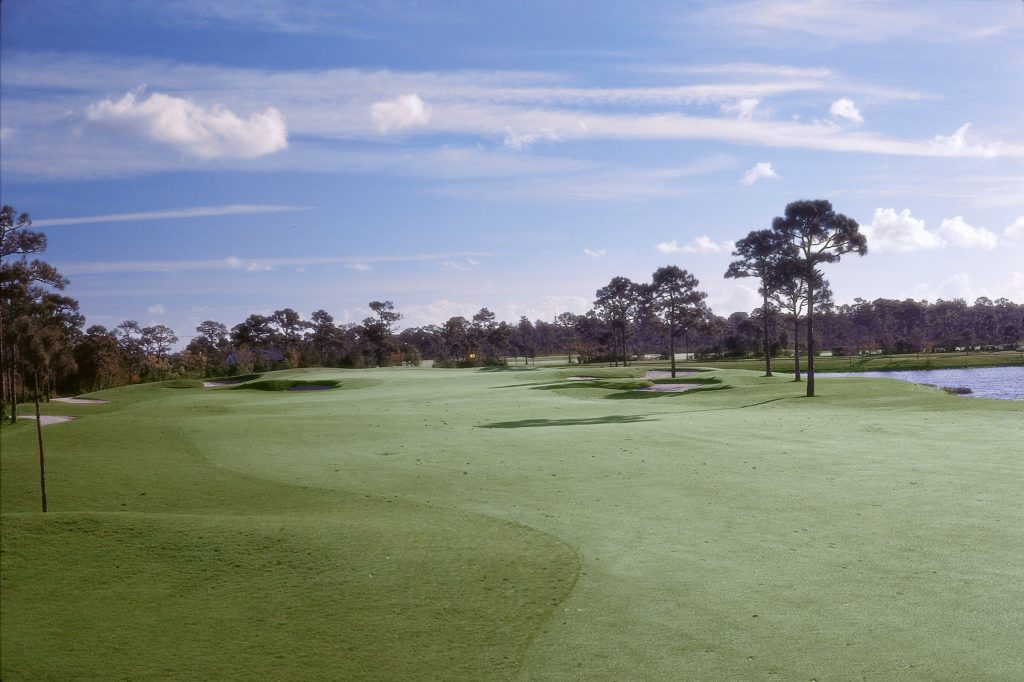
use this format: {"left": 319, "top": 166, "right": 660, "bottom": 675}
{"left": 3, "top": 365, "right": 1023, "bottom": 680}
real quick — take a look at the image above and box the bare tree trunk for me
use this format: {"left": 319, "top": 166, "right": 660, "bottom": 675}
{"left": 793, "top": 318, "right": 802, "bottom": 381}
{"left": 762, "top": 291, "right": 773, "bottom": 377}
{"left": 8, "top": 345, "right": 19, "bottom": 424}
{"left": 669, "top": 323, "right": 677, "bottom": 378}
{"left": 34, "top": 373, "right": 48, "bottom": 512}
{"left": 806, "top": 286, "right": 816, "bottom": 397}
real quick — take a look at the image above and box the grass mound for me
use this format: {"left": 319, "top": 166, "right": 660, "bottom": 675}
{"left": 233, "top": 378, "right": 342, "bottom": 392}
{"left": 161, "top": 379, "right": 204, "bottom": 389}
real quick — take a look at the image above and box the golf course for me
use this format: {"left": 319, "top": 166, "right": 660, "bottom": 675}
{"left": 2, "top": 364, "right": 1022, "bottom": 680}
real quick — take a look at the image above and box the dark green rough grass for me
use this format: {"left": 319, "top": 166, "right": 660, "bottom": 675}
{"left": 3, "top": 364, "right": 1023, "bottom": 680}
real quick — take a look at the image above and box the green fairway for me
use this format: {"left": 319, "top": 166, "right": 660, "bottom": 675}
{"left": 2, "top": 365, "right": 1022, "bottom": 680}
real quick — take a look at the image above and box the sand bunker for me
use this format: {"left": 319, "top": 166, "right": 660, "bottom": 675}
{"left": 19, "top": 415, "right": 76, "bottom": 425}
{"left": 635, "top": 383, "right": 703, "bottom": 393}
{"left": 203, "top": 379, "right": 247, "bottom": 388}
{"left": 645, "top": 370, "right": 698, "bottom": 379}
{"left": 567, "top": 376, "right": 600, "bottom": 381}
{"left": 53, "top": 397, "right": 108, "bottom": 404}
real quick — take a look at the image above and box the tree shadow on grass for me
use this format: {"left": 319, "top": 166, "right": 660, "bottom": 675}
{"left": 477, "top": 414, "right": 657, "bottom": 429}
{"left": 491, "top": 381, "right": 570, "bottom": 389}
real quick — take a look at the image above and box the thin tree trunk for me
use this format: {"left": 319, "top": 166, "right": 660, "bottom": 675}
{"left": 8, "top": 345, "right": 19, "bottom": 424}
{"left": 806, "top": 285, "right": 815, "bottom": 397}
{"left": 34, "top": 374, "right": 48, "bottom": 512}
{"left": 762, "top": 291, "right": 773, "bottom": 377}
{"left": 669, "top": 322, "right": 677, "bottom": 378}
{"left": 793, "top": 318, "right": 802, "bottom": 381}
{"left": 0, "top": 311, "right": 8, "bottom": 422}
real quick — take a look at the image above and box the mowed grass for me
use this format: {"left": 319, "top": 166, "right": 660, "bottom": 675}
{"left": 2, "top": 364, "right": 1023, "bottom": 680}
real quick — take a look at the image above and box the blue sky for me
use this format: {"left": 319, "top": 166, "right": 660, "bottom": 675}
{"left": 2, "top": 1, "right": 1022, "bottom": 345}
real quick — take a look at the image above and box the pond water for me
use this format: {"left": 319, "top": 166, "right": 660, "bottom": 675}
{"left": 820, "top": 366, "right": 1024, "bottom": 401}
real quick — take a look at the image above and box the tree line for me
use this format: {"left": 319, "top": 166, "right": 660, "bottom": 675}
{"left": 3, "top": 200, "right": 1023, "bottom": 422}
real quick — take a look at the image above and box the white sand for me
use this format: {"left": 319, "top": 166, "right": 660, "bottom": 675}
{"left": 645, "top": 370, "right": 698, "bottom": 379}
{"left": 53, "top": 397, "right": 108, "bottom": 404}
{"left": 635, "top": 383, "right": 703, "bottom": 393}
{"left": 18, "top": 415, "right": 76, "bottom": 425}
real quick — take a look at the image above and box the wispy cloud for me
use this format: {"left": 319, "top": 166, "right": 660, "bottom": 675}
{"left": 32, "top": 204, "right": 311, "bottom": 227}
{"left": 583, "top": 248, "right": 606, "bottom": 258}
{"left": 7, "top": 52, "right": 1013, "bottom": 183}
{"left": 702, "top": 1, "right": 972, "bottom": 44}
{"left": 371, "top": 94, "right": 431, "bottom": 133}
{"left": 657, "top": 236, "right": 734, "bottom": 254}
{"left": 59, "top": 251, "right": 499, "bottom": 275}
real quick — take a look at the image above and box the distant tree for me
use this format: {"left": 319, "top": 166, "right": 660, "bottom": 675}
{"left": 469, "top": 308, "right": 497, "bottom": 362}
{"left": 651, "top": 266, "right": 706, "bottom": 377}
{"left": 439, "top": 316, "right": 469, "bottom": 363}
{"left": 74, "top": 325, "right": 125, "bottom": 391}
{"left": 772, "top": 200, "right": 866, "bottom": 396}
{"left": 514, "top": 316, "right": 537, "bottom": 365}
{"left": 594, "top": 276, "right": 639, "bottom": 366}
{"left": 364, "top": 300, "right": 402, "bottom": 366}
{"left": 114, "top": 321, "right": 145, "bottom": 383}
{"left": 725, "top": 229, "right": 785, "bottom": 376}
{"left": 554, "top": 312, "right": 579, "bottom": 364}
{"left": 308, "top": 310, "right": 337, "bottom": 365}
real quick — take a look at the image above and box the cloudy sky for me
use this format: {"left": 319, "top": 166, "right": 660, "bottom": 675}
{"left": 2, "top": 1, "right": 1022, "bottom": 343}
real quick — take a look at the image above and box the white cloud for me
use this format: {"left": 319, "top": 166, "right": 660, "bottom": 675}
{"left": 721, "top": 98, "right": 760, "bottom": 120}
{"left": 86, "top": 90, "right": 288, "bottom": 159}
{"left": 657, "top": 236, "right": 733, "bottom": 254}
{"left": 863, "top": 208, "right": 943, "bottom": 252}
{"left": 864, "top": 209, "right": 998, "bottom": 252}
{"left": 583, "top": 248, "right": 606, "bottom": 258}
{"left": 938, "top": 216, "right": 998, "bottom": 250}
{"left": 1002, "top": 217, "right": 1024, "bottom": 243}
{"left": 347, "top": 262, "right": 372, "bottom": 272}
{"left": 370, "top": 94, "right": 430, "bottom": 133}
{"left": 830, "top": 98, "right": 863, "bottom": 125}
{"left": 931, "top": 123, "right": 1000, "bottom": 158}
{"left": 147, "top": 304, "right": 166, "bottom": 315}
{"left": 741, "top": 161, "right": 779, "bottom": 185}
